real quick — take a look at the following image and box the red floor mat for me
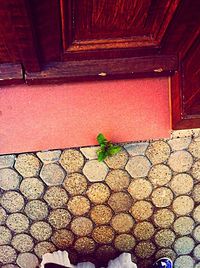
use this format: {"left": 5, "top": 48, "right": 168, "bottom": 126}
{"left": 0, "top": 78, "right": 171, "bottom": 154}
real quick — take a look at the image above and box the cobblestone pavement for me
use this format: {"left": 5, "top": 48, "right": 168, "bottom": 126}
{"left": 0, "top": 129, "right": 200, "bottom": 268}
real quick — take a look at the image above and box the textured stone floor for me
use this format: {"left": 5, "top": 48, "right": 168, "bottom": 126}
{"left": 1, "top": 129, "right": 200, "bottom": 268}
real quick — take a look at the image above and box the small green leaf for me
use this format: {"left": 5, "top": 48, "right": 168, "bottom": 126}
{"left": 97, "top": 133, "right": 107, "bottom": 145}
{"left": 108, "top": 146, "right": 121, "bottom": 156}
{"left": 97, "top": 151, "right": 107, "bottom": 162}
{"left": 100, "top": 143, "right": 106, "bottom": 150}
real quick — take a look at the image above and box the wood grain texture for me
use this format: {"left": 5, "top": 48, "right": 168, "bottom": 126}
{"left": 61, "top": 0, "right": 180, "bottom": 53}
{"left": 183, "top": 36, "right": 200, "bottom": 115}
{"left": 29, "top": 0, "right": 61, "bottom": 63}
{"left": 171, "top": 71, "right": 183, "bottom": 129}
{"left": 0, "top": 0, "right": 41, "bottom": 72}
{"left": 25, "top": 54, "right": 177, "bottom": 84}
{"left": 161, "top": 0, "right": 200, "bottom": 58}
{"left": 171, "top": 35, "right": 200, "bottom": 129}
{"left": 0, "top": 64, "right": 23, "bottom": 85}
{"left": 0, "top": 0, "right": 21, "bottom": 63}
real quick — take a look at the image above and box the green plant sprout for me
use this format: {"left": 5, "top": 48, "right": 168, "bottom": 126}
{"left": 96, "top": 133, "right": 121, "bottom": 162}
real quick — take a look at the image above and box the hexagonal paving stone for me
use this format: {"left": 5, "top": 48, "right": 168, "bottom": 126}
{"left": 154, "top": 209, "right": 175, "bottom": 228}
{"left": 133, "top": 222, "right": 155, "bottom": 240}
{"left": 0, "top": 246, "right": 17, "bottom": 264}
{"left": 15, "top": 154, "right": 41, "bottom": 177}
{"left": 16, "top": 253, "right": 39, "bottom": 268}
{"left": 108, "top": 192, "right": 132, "bottom": 212}
{"left": 40, "top": 163, "right": 65, "bottom": 186}
{"left": 193, "top": 225, "right": 200, "bottom": 241}
{"left": 168, "top": 137, "right": 191, "bottom": 151}
{"left": 0, "top": 207, "right": 7, "bottom": 224}
{"left": 19, "top": 177, "right": 44, "bottom": 200}
{"left": 193, "top": 205, "right": 200, "bottom": 222}
{"left": 59, "top": 149, "right": 84, "bottom": 173}
{"left": 36, "top": 150, "right": 61, "bottom": 164}
{"left": 74, "top": 237, "right": 95, "bottom": 254}
{"left": 124, "top": 142, "right": 149, "bottom": 157}
{"left": 111, "top": 213, "right": 134, "bottom": 233}
{"left": 174, "top": 236, "right": 195, "bottom": 255}
{"left": 168, "top": 151, "right": 193, "bottom": 172}
{"left": 0, "top": 168, "right": 20, "bottom": 190}
{"left": 0, "top": 226, "right": 12, "bottom": 245}
{"left": 30, "top": 221, "right": 52, "bottom": 241}
{"left": 125, "top": 156, "right": 151, "bottom": 178}
{"left": 192, "top": 160, "right": 200, "bottom": 180}
{"left": 155, "top": 248, "right": 176, "bottom": 262}
{"left": 71, "top": 217, "right": 93, "bottom": 236}
{"left": 80, "top": 146, "right": 100, "bottom": 160}
{"left": 173, "top": 216, "right": 195, "bottom": 235}
{"left": 170, "top": 173, "right": 193, "bottom": 195}
{"left": 104, "top": 149, "right": 128, "bottom": 169}
{"left": 11, "top": 234, "right": 34, "bottom": 252}
{"left": 90, "top": 205, "right": 112, "bottom": 225}
{"left": 44, "top": 186, "right": 68, "bottom": 208}
{"left": 114, "top": 234, "right": 135, "bottom": 251}
{"left": 173, "top": 196, "right": 194, "bottom": 215}
{"left": 135, "top": 241, "right": 156, "bottom": 258}
{"left": 131, "top": 200, "right": 153, "bottom": 221}
{"left": 128, "top": 178, "right": 152, "bottom": 200}
{"left": 155, "top": 229, "right": 175, "bottom": 247}
{"left": 63, "top": 173, "right": 87, "bottom": 195}
{"left": 67, "top": 196, "right": 90, "bottom": 216}
{"left": 146, "top": 141, "right": 171, "bottom": 164}
{"left": 105, "top": 169, "right": 130, "bottom": 191}
{"left": 92, "top": 226, "right": 115, "bottom": 244}
{"left": 174, "top": 256, "right": 194, "bottom": 268}
{"left": 48, "top": 209, "right": 71, "bottom": 229}
{"left": 51, "top": 229, "right": 74, "bottom": 249}
{"left": 83, "top": 160, "right": 109, "bottom": 182}
{"left": 193, "top": 183, "right": 200, "bottom": 202}
{"left": 194, "top": 245, "right": 200, "bottom": 260}
{"left": 188, "top": 140, "right": 200, "bottom": 158}
{"left": 1, "top": 264, "right": 19, "bottom": 268}
{"left": 1, "top": 191, "right": 24, "bottom": 213}
{"left": 172, "top": 129, "right": 195, "bottom": 138}
{"left": 34, "top": 241, "right": 56, "bottom": 258}
{"left": 6, "top": 213, "right": 29, "bottom": 233}
{"left": 148, "top": 164, "right": 172, "bottom": 186}
{"left": 0, "top": 155, "right": 15, "bottom": 169}
{"left": 86, "top": 183, "right": 110, "bottom": 204}
{"left": 25, "top": 200, "right": 48, "bottom": 221}
{"left": 151, "top": 187, "right": 173, "bottom": 208}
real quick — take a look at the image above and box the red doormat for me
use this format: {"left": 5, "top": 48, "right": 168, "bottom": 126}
{"left": 0, "top": 78, "right": 170, "bottom": 154}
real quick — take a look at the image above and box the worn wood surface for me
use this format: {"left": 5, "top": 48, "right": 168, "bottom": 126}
{"left": 25, "top": 54, "right": 177, "bottom": 84}
{"left": 0, "top": 64, "right": 23, "bottom": 85}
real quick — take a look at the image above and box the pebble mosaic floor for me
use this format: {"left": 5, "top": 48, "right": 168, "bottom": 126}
{"left": 1, "top": 129, "right": 200, "bottom": 268}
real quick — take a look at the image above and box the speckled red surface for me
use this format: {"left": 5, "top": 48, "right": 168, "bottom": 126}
{"left": 0, "top": 78, "right": 170, "bottom": 154}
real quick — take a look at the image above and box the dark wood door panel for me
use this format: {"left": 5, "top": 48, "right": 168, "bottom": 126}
{"left": 171, "top": 34, "right": 200, "bottom": 129}
{"left": 73, "top": 0, "right": 152, "bottom": 38}
{"left": 183, "top": 36, "right": 200, "bottom": 116}
{"left": 61, "top": 0, "right": 180, "bottom": 54}
{"left": 29, "top": 0, "right": 61, "bottom": 64}
{"left": 161, "top": 0, "right": 200, "bottom": 58}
